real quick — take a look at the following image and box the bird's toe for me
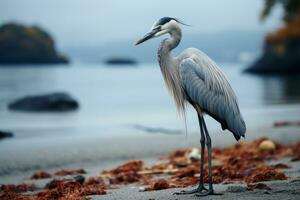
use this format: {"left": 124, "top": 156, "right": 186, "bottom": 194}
{"left": 173, "top": 186, "right": 208, "bottom": 195}
{"left": 195, "top": 189, "right": 223, "bottom": 196}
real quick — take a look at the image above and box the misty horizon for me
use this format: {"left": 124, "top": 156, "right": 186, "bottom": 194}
{"left": 0, "top": 0, "right": 283, "bottom": 49}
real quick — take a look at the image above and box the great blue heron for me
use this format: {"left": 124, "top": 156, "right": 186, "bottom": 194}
{"left": 135, "top": 17, "right": 246, "bottom": 196}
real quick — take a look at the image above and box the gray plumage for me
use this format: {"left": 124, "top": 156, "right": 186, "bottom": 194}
{"left": 154, "top": 18, "right": 246, "bottom": 140}
{"left": 135, "top": 17, "right": 246, "bottom": 195}
{"left": 179, "top": 57, "right": 246, "bottom": 140}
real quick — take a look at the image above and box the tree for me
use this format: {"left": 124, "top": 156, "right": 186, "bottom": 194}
{"left": 245, "top": 0, "right": 300, "bottom": 74}
{"left": 261, "top": 0, "right": 300, "bottom": 23}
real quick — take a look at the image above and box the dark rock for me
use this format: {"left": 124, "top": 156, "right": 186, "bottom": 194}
{"left": 0, "top": 23, "right": 69, "bottom": 65}
{"left": 8, "top": 92, "right": 79, "bottom": 112}
{"left": 73, "top": 175, "right": 85, "bottom": 184}
{"left": 0, "top": 130, "right": 13, "bottom": 140}
{"left": 105, "top": 57, "right": 137, "bottom": 65}
{"left": 245, "top": 38, "right": 300, "bottom": 74}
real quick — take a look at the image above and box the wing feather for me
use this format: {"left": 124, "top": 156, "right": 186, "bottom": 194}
{"left": 179, "top": 57, "right": 246, "bottom": 140}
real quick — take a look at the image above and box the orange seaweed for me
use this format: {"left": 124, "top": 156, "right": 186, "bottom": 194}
{"left": 6, "top": 137, "right": 300, "bottom": 197}
{"left": 30, "top": 171, "right": 52, "bottom": 179}
{"left": 145, "top": 179, "right": 171, "bottom": 191}
{"left": 54, "top": 169, "right": 86, "bottom": 176}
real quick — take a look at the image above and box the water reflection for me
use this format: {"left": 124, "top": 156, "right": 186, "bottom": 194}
{"left": 259, "top": 75, "right": 300, "bottom": 105}
{"left": 0, "top": 65, "right": 300, "bottom": 133}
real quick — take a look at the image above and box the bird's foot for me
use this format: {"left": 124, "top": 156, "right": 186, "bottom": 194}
{"left": 195, "top": 189, "right": 223, "bottom": 196}
{"left": 173, "top": 185, "right": 208, "bottom": 195}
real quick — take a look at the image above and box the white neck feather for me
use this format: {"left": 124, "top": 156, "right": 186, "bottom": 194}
{"left": 157, "top": 25, "right": 185, "bottom": 113}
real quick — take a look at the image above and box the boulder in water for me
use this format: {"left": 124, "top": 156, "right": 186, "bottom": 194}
{"left": 8, "top": 92, "right": 79, "bottom": 112}
{"left": 0, "top": 130, "right": 13, "bottom": 140}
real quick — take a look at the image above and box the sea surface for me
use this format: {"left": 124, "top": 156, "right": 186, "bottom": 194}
{"left": 0, "top": 62, "right": 300, "bottom": 183}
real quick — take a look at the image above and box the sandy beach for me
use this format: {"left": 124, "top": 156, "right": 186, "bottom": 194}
{"left": 1, "top": 123, "right": 300, "bottom": 199}
{"left": 1, "top": 124, "right": 300, "bottom": 184}
{"left": 94, "top": 179, "right": 300, "bottom": 200}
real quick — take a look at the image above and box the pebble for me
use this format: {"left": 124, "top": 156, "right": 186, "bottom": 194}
{"left": 226, "top": 185, "right": 248, "bottom": 193}
{"left": 259, "top": 140, "right": 276, "bottom": 151}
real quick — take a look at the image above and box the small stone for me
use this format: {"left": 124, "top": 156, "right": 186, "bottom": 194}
{"left": 188, "top": 148, "right": 200, "bottom": 162}
{"left": 226, "top": 185, "right": 248, "bottom": 193}
{"left": 139, "top": 186, "right": 146, "bottom": 192}
{"left": 212, "top": 159, "right": 222, "bottom": 166}
{"left": 73, "top": 175, "right": 85, "bottom": 184}
{"left": 259, "top": 140, "right": 276, "bottom": 152}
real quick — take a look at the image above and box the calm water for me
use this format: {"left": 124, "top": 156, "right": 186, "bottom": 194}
{"left": 0, "top": 63, "right": 299, "bottom": 134}
{"left": 0, "top": 63, "right": 300, "bottom": 182}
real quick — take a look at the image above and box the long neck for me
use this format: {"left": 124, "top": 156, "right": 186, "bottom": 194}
{"left": 158, "top": 27, "right": 182, "bottom": 68}
{"left": 157, "top": 26, "right": 185, "bottom": 113}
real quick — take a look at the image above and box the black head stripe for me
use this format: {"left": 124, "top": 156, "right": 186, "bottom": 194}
{"left": 155, "top": 17, "right": 177, "bottom": 26}
{"left": 154, "top": 17, "right": 190, "bottom": 28}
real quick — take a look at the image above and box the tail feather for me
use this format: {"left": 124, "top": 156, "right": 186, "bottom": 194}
{"left": 230, "top": 115, "right": 246, "bottom": 141}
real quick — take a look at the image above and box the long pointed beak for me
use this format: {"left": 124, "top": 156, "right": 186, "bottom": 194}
{"left": 134, "top": 28, "right": 160, "bottom": 46}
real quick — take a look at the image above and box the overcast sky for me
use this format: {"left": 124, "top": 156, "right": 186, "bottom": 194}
{"left": 0, "top": 0, "right": 283, "bottom": 48}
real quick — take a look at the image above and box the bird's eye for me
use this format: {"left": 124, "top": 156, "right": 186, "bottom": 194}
{"left": 153, "top": 26, "right": 161, "bottom": 31}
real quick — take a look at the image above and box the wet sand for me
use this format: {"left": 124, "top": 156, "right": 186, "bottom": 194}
{"left": 93, "top": 179, "right": 300, "bottom": 200}
{"left": 1, "top": 124, "right": 300, "bottom": 184}
{"left": 92, "top": 148, "right": 300, "bottom": 200}
{"left": 1, "top": 125, "right": 300, "bottom": 200}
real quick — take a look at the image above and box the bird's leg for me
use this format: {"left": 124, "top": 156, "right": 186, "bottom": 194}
{"left": 198, "top": 113, "right": 208, "bottom": 191}
{"left": 174, "top": 111, "right": 208, "bottom": 195}
{"left": 196, "top": 116, "right": 222, "bottom": 196}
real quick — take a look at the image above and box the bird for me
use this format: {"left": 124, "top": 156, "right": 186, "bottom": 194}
{"left": 134, "top": 17, "right": 246, "bottom": 196}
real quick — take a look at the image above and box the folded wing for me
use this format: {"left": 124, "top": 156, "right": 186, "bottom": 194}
{"left": 179, "top": 57, "right": 246, "bottom": 140}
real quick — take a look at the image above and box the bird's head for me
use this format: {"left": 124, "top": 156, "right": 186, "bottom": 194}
{"left": 134, "top": 17, "right": 189, "bottom": 46}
